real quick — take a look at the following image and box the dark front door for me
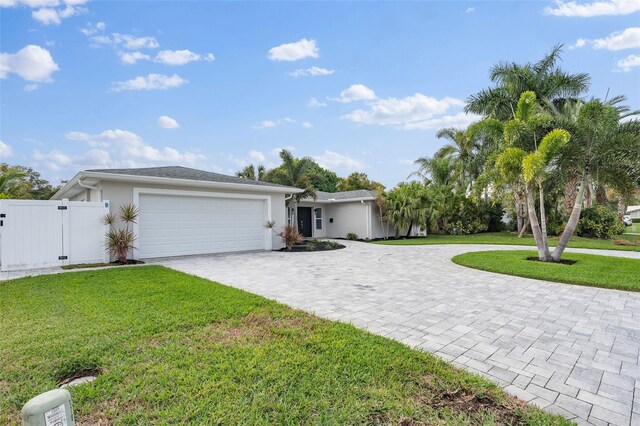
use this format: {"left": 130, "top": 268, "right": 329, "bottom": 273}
{"left": 297, "top": 207, "right": 312, "bottom": 238}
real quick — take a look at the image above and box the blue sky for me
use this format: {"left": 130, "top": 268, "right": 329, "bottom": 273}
{"left": 1, "top": 0, "right": 639, "bottom": 188}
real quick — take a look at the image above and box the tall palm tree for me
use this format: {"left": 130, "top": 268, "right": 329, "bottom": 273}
{"left": 432, "top": 127, "right": 481, "bottom": 191}
{"left": 266, "top": 150, "right": 316, "bottom": 231}
{"left": 553, "top": 101, "right": 640, "bottom": 261}
{"left": 466, "top": 44, "right": 590, "bottom": 121}
{"left": 236, "top": 164, "right": 266, "bottom": 181}
{"left": 386, "top": 182, "right": 428, "bottom": 237}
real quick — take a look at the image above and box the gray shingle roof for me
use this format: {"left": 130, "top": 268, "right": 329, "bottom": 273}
{"left": 313, "top": 189, "right": 377, "bottom": 201}
{"left": 86, "top": 166, "right": 297, "bottom": 190}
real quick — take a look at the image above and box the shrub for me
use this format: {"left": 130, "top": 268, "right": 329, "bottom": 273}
{"left": 576, "top": 206, "right": 625, "bottom": 239}
{"left": 264, "top": 221, "right": 304, "bottom": 251}
{"left": 346, "top": 232, "right": 358, "bottom": 240}
{"left": 101, "top": 203, "right": 139, "bottom": 263}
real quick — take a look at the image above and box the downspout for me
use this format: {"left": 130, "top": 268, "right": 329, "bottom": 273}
{"left": 78, "top": 177, "right": 101, "bottom": 202}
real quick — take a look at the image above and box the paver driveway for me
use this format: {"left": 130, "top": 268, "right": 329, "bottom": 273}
{"left": 156, "top": 242, "right": 640, "bottom": 426}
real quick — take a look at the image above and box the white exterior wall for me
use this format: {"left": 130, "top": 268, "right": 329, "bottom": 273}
{"left": 325, "top": 202, "right": 370, "bottom": 239}
{"left": 96, "top": 181, "right": 287, "bottom": 250}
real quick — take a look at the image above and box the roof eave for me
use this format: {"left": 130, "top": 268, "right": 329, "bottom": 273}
{"left": 301, "top": 197, "right": 376, "bottom": 204}
{"left": 52, "top": 171, "right": 304, "bottom": 199}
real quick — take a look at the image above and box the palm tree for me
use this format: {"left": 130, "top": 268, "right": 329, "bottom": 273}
{"left": 266, "top": 150, "right": 316, "bottom": 232}
{"left": 495, "top": 92, "right": 571, "bottom": 261}
{"left": 466, "top": 44, "right": 590, "bottom": 121}
{"left": 0, "top": 167, "right": 27, "bottom": 198}
{"left": 432, "top": 127, "right": 481, "bottom": 191}
{"left": 552, "top": 101, "right": 640, "bottom": 261}
{"left": 386, "top": 182, "right": 428, "bottom": 237}
{"left": 236, "top": 164, "right": 266, "bottom": 181}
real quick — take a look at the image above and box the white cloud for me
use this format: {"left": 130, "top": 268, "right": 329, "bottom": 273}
{"left": 249, "top": 149, "right": 266, "bottom": 162}
{"left": 544, "top": 0, "right": 640, "bottom": 16}
{"left": 465, "top": 7, "right": 475, "bottom": 13}
{"left": 617, "top": 54, "right": 640, "bottom": 71}
{"left": 79, "top": 21, "right": 105, "bottom": 36}
{"left": 253, "top": 117, "right": 295, "bottom": 129}
{"left": 335, "top": 84, "right": 377, "bottom": 103}
{"left": 307, "top": 97, "right": 327, "bottom": 107}
{"left": 118, "top": 51, "right": 150, "bottom": 64}
{"left": 0, "top": 141, "right": 13, "bottom": 159}
{"left": 0, "top": 45, "right": 59, "bottom": 82}
{"left": 313, "top": 151, "right": 366, "bottom": 171}
{"left": 33, "top": 149, "right": 73, "bottom": 171}
{"left": 154, "top": 49, "right": 215, "bottom": 65}
{"left": 288, "top": 66, "right": 334, "bottom": 77}
{"left": 571, "top": 27, "right": 640, "bottom": 50}
{"left": 111, "top": 74, "right": 187, "bottom": 91}
{"left": 342, "top": 92, "right": 469, "bottom": 128}
{"left": 87, "top": 31, "right": 159, "bottom": 50}
{"left": 268, "top": 38, "right": 319, "bottom": 61}
{"left": 24, "top": 83, "right": 38, "bottom": 91}
{"left": 65, "top": 128, "right": 204, "bottom": 166}
{"left": 402, "top": 112, "right": 483, "bottom": 130}
{"left": 302, "top": 122, "right": 314, "bottom": 128}
{"left": 1, "top": 0, "right": 88, "bottom": 25}
{"left": 157, "top": 115, "right": 180, "bottom": 129}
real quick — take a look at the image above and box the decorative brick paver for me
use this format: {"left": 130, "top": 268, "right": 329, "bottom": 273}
{"left": 155, "top": 242, "right": 640, "bottom": 425}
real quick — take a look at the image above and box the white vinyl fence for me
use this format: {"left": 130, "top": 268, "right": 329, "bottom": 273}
{"left": 0, "top": 199, "right": 109, "bottom": 272}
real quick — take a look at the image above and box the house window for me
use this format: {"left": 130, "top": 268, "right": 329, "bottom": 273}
{"left": 287, "top": 207, "right": 293, "bottom": 225}
{"left": 315, "top": 208, "right": 323, "bottom": 230}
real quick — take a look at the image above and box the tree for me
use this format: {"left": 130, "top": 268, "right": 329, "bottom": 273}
{"left": 236, "top": 164, "right": 266, "bottom": 181}
{"left": 466, "top": 44, "right": 590, "bottom": 121}
{"left": 0, "top": 166, "right": 27, "bottom": 198}
{"left": 552, "top": 101, "right": 640, "bottom": 261}
{"left": 305, "top": 161, "right": 340, "bottom": 192}
{"left": 337, "top": 172, "right": 384, "bottom": 192}
{"left": 374, "top": 188, "right": 389, "bottom": 239}
{"left": 386, "top": 182, "right": 428, "bottom": 237}
{"left": 0, "top": 164, "right": 58, "bottom": 199}
{"left": 264, "top": 150, "right": 316, "bottom": 232}
{"left": 432, "top": 127, "right": 481, "bottom": 191}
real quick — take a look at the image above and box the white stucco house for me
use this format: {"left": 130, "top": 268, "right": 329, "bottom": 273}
{"left": 52, "top": 166, "right": 387, "bottom": 260}
{"left": 296, "top": 190, "right": 388, "bottom": 240}
{"left": 627, "top": 206, "right": 640, "bottom": 220}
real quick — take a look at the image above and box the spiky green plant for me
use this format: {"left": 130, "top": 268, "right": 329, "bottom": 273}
{"left": 101, "top": 203, "right": 139, "bottom": 263}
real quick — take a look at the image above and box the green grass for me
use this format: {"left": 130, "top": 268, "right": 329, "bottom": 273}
{"left": 61, "top": 262, "right": 110, "bottom": 270}
{"left": 0, "top": 267, "right": 569, "bottom": 425}
{"left": 453, "top": 250, "right": 640, "bottom": 292}
{"left": 374, "top": 231, "right": 640, "bottom": 251}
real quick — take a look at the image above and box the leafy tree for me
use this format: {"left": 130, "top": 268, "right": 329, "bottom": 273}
{"left": 466, "top": 44, "right": 590, "bottom": 121}
{"left": 264, "top": 150, "right": 316, "bottom": 231}
{"left": 0, "top": 164, "right": 58, "bottom": 199}
{"left": 337, "top": 172, "right": 384, "bottom": 192}
{"left": 236, "top": 164, "right": 266, "bottom": 181}
{"left": 305, "top": 161, "right": 340, "bottom": 192}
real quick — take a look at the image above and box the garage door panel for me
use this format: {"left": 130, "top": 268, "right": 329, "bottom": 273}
{"left": 138, "top": 193, "right": 267, "bottom": 258}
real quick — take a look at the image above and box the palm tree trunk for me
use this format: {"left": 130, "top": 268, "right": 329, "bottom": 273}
{"left": 516, "top": 199, "right": 523, "bottom": 234}
{"left": 518, "top": 216, "right": 529, "bottom": 238}
{"left": 538, "top": 182, "right": 551, "bottom": 260}
{"left": 617, "top": 195, "right": 626, "bottom": 217}
{"left": 525, "top": 184, "right": 548, "bottom": 260}
{"left": 563, "top": 168, "right": 579, "bottom": 214}
{"left": 405, "top": 220, "right": 413, "bottom": 237}
{"left": 552, "top": 173, "right": 588, "bottom": 261}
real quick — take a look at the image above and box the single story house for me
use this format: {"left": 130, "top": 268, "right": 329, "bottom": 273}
{"left": 296, "top": 189, "right": 388, "bottom": 240}
{"left": 627, "top": 206, "right": 640, "bottom": 220}
{"left": 52, "top": 166, "right": 302, "bottom": 258}
{"left": 51, "top": 166, "right": 388, "bottom": 259}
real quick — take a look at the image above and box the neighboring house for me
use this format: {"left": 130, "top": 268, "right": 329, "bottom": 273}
{"left": 52, "top": 166, "right": 302, "bottom": 258}
{"left": 296, "top": 190, "right": 389, "bottom": 240}
{"left": 627, "top": 206, "right": 640, "bottom": 220}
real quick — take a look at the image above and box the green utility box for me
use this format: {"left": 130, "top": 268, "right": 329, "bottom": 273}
{"left": 21, "top": 389, "right": 75, "bottom": 426}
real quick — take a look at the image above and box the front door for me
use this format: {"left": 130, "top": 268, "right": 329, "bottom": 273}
{"left": 297, "top": 207, "right": 312, "bottom": 238}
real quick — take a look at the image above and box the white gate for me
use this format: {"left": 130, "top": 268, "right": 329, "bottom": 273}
{"left": 0, "top": 199, "right": 109, "bottom": 272}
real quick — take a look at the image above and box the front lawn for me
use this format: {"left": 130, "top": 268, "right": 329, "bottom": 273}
{"left": 0, "top": 267, "right": 569, "bottom": 425}
{"left": 452, "top": 250, "right": 640, "bottom": 292}
{"left": 374, "top": 231, "right": 640, "bottom": 252}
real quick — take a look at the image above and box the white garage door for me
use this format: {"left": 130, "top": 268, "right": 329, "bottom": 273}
{"left": 138, "top": 193, "right": 268, "bottom": 258}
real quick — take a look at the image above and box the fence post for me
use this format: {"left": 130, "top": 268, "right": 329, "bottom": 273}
{"left": 61, "top": 199, "right": 70, "bottom": 267}
{"left": 103, "top": 200, "right": 110, "bottom": 264}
